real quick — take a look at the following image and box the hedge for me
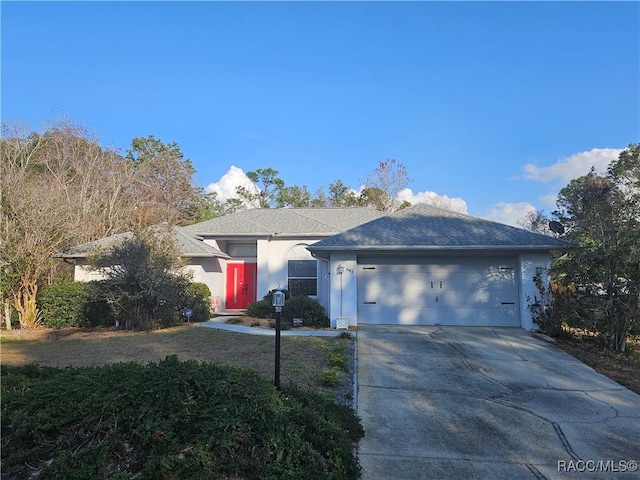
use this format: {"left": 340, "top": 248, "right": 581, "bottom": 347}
{"left": 1, "top": 357, "right": 363, "bottom": 479}
{"left": 38, "top": 281, "right": 90, "bottom": 328}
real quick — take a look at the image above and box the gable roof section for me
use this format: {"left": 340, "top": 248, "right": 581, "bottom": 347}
{"left": 308, "top": 203, "right": 569, "bottom": 254}
{"left": 60, "top": 228, "right": 230, "bottom": 259}
{"left": 182, "top": 207, "right": 385, "bottom": 237}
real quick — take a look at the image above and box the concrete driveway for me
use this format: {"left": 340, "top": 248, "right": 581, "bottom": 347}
{"left": 356, "top": 326, "right": 640, "bottom": 480}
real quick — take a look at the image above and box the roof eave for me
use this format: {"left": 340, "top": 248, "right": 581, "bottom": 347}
{"left": 308, "top": 244, "right": 569, "bottom": 253}
{"left": 59, "top": 251, "right": 230, "bottom": 260}
{"left": 184, "top": 253, "right": 230, "bottom": 259}
{"left": 193, "top": 232, "right": 334, "bottom": 238}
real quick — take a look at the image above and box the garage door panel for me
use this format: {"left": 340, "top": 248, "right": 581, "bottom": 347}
{"left": 358, "top": 305, "right": 518, "bottom": 326}
{"left": 359, "top": 305, "right": 438, "bottom": 325}
{"left": 436, "top": 290, "right": 517, "bottom": 309}
{"left": 360, "top": 273, "right": 516, "bottom": 292}
{"left": 360, "top": 290, "right": 517, "bottom": 309}
{"left": 360, "top": 263, "right": 516, "bottom": 290}
{"left": 357, "top": 257, "right": 520, "bottom": 327}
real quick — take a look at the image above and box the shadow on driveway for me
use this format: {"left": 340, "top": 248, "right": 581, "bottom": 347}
{"left": 356, "top": 326, "right": 640, "bottom": 479}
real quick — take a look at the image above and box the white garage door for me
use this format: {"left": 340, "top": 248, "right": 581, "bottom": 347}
{"left": 357, "top": 256, "right": 520, "bottom": 326}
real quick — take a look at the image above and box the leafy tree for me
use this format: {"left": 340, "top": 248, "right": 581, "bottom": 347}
{"left": 88, "top": 227, "right": 191, "bottom": 330}
{"left": 126, "top": 135, "right": 201, "bottom": 226}
{"left": 1, "top": 121, "right": 208, "bottom": 329}
{"left": 517, "top": 209, "right": 553, "bottom": 235}
{"left": 362, "top": 159, "right": 412, "bottom": 212}
{"left": 553, "top": 145, "right": 640, "bottom": 352}
{"left": 277, "top": 185, "right": 313, "bottom": 207}
{"left": 305, "top": 180, "right": 362, "bottom": 208}
{"left": 327, "top": 180, "right": 362, "bottom": 207}
{"left": 235, "top": 167, "right": 285, "bottom": 208}
{"left": 359, "top": 187, "right": 390, "bottom": 212}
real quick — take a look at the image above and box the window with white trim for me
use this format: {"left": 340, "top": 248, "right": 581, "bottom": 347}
{"left": 287, "top": 244, "right": 317, "bottom": 296}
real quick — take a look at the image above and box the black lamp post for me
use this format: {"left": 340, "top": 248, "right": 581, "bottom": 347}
{"left": 272, "top": 289, "right": 285, "bottom": 389}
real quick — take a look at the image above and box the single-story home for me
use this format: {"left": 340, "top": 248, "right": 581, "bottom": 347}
{"left": 61, "top": 204, "right": 568, "bottom": 330}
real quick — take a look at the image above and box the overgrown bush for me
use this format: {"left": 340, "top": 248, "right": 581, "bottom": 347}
{"left": 83, "top": 281, "right": 117, "bottom": 327}
{"left": 527, "top": 275, "right": 565, "bottom": 337}
{"left": 88, "top": 229, "right": 193, "bottom": 330}
{"left": 38, "top": 280, "right": 90, "bottom": 328}
{"left": 182, "top": 282, "right": 211, "bottom": 322}
{"left": 1, "top": 357, "right": 363, "bottom": 479}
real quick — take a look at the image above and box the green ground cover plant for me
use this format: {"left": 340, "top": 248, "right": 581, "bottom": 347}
{"left": 1, "top": 356, "right": 363, "bottom": 480}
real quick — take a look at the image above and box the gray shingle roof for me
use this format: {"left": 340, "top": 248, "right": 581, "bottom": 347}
{"left": 308, "top": 203, "right": 570, "bottom": 254}
{"left": 182, "top": 207, "right": 385, "bottom": 237}
{"left": 60, "top": 228, "right": 229, "bottom": 259}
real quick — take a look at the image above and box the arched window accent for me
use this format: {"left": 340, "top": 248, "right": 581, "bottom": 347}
{"left": 287, "top": 244, "right": 317, "bottom": 297}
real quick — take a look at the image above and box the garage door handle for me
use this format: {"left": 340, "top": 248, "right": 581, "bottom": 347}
{"left": 501, "top": 302, "right": 515, "bottom": 305}
{"left": 364, "top": 301, "right": 376, "bottom": 305}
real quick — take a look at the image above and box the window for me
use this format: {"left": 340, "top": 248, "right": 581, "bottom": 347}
{"left": 287, "top": 244, "right": 317, "bottom": 296}
{"left": 227, "top": 243, "right": 257, "bottom": 258}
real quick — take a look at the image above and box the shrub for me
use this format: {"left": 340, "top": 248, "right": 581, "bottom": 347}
{"left": 38, "top": 281, "right": 90, "bottom": 328}
{"left": 246, "top": 290, "right": 292, "bottom": 319}
{"left": 1, "top": 357, "right": 363, "bottom": 479}
{"left": 181, "top": 282, "right": 211, "bottom": 322}
{"left": 83, "top": 281, "right": 117, "bottom": 328}
{"left": 246, "top": 299, "right": 274, "bottom": 319}
{"left": 527, "top": 277, "right": 567, "bottom": 337}
{"left": 247, "top": 295, "right": 329, "bottom": 328}
{"left": 328, "top": 351, "right": 348, "bottom": 371}
{"left": 281, "top": 296, "right": 329, "bottom": 328}
{"left": 319, "top": 366, "right": 343, "bottom": 387}
{"left": 87, "top": 229, "right": 193, "bottom": 330}
{"left": 262, "top": 289, "right": 291, "bottom": 302}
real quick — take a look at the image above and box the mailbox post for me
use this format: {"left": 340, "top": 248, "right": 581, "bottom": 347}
{"left": 272, "top": 290, "right": 285, "bottom": 389}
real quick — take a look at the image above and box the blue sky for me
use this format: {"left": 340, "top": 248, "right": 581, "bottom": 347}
{"left": 2, "top": 1, "right": 638, "bottom": 225}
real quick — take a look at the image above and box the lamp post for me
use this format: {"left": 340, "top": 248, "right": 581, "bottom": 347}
{"left": 272, "top": 289, "right": 285, "bottom": 390}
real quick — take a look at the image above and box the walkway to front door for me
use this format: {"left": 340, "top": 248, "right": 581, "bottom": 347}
{"left": 225, "top": 263, "right": 257, "bottom": 310}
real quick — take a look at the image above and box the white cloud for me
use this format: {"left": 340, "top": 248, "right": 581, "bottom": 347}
{"left": 396, "top": 188, "right": 468, "bottom": 214}
{"left": 540, "top": 193, "right": 558, "bottom": 208}
{"left": 483, "top": 202, "right": 537, "bottom": 227}
{"left": 205, "top": 165, "right": 257, "bottom": 202}
{"left": 522, "top": 148, "right": 622, "bottom": 183}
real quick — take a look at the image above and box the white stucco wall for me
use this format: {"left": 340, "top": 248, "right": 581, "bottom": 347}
{"left": 74, "top": 260, "right": 109, "bottom": 282}
{"left": 317, "top": 259, "right": 330, "bottom": 312}
{"left": 518, "top": 252, "right": 552, "bottom": 331}
{"left": 256, "top": 238, "right": 324, "bottom": 300}
{"left": 328, "top": 253, "right": 358, "bottom": 328}
{"left": 182, "top": 258, "right": 224, "bottom": 311}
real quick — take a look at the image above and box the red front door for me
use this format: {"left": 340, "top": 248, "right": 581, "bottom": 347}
{"left": 225, "top": 263, "right": 257, "bottom": 310}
